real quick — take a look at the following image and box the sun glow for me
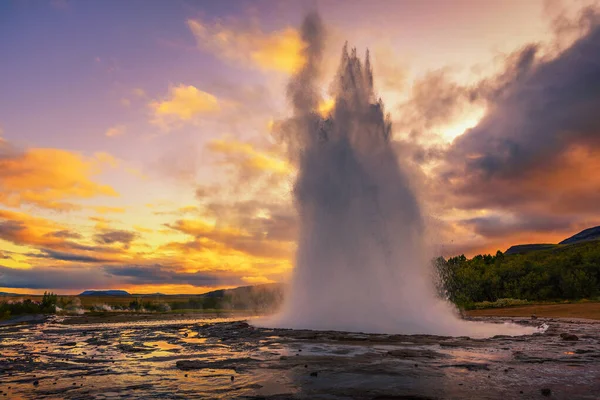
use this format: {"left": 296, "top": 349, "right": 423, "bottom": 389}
{"left": 440, "top": 107, "right": 486, "bottom": 142}
{"left": 318, "top": 98, "right": 335, "bottom": 116}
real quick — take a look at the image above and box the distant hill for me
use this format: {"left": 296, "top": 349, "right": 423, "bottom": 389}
{"left": 75, "top": 285, "right": 284, "bottom": 299}
{"left": 505, "top": 226, "right": 600, "bottom": 255}
{"left": 0, "top": 292, "right": 20, "bottom": 296}
{"left": 190, "top": 283, "right": 285, "bottom": 311}
{"left": 79, "top": 290, "right": 131, "bottom": 296}
{"left": 559, "top": 226, "right": 600, "bottom": 245}
{"left": 199, "top": 283, "right": 284, "bottom": 299}
{"left": 201, "top": 289, "right": 226, "bottom": 298}
{"left": 133, "top": 293, "right": 166, "bottom": 297}
{"left": 76, "top": 285, "right": 284, "bottom": 300}
{"left": 505, "top": 244, "right": 557, "bottom": 255}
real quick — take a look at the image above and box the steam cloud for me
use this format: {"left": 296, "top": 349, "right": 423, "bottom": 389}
{"left": 257, "top": 13, "right": 537, "bottom": 337}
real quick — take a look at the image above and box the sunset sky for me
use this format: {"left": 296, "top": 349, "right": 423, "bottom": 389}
{"left": 1, "top": 0, "right": 600, "bottom": 294}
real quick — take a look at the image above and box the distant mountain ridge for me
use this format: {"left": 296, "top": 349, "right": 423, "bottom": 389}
{"left": 79, "top": 290, "right": 131, "bottom": 296}
{"left": 8, "top": 285, "right": 285, "bottom": 298}
{"left": 506, "top": 226, "right": 600, "bottom": 255}
{"left": 504, "top": 244, "right": 557, "bottom": 255}
{"left": 198, "top": 283, "right": 284, "bottom": 298}
{"left": 559, "top": 226, "right": 600, "bottom": 245}
{"left": 74, "top": 284, "right": 284, "bottom": 298}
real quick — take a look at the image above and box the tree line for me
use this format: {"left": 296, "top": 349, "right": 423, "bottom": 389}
{"left": 434, "top": 240, "right": 600, "bottom": 308}
{"left": 0, "top": 291, "right": 57, "bottom": 319}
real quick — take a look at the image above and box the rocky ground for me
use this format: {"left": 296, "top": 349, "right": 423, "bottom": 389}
{"left": 0, "top": 314, "right": 599, "bottom": 399}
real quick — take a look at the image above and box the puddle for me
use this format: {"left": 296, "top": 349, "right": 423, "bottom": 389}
{"left": 143, "top": 341, "right": 182, "bottom": 351}
{"left": 181, "top": 337, "right": 207, "bottom": 344}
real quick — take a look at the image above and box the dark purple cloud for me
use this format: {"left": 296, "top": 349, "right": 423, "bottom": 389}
{"left": 443, "top": 22, "right": 600, "bottom": 187}
{"left": 45, "top": 230, "right": 82, "bottom": 239}
{"left": 93, "top": 230, "right": 138, "bottom": 247}
{"left": 0, "top": 264, "right": 245, "bottom": 290}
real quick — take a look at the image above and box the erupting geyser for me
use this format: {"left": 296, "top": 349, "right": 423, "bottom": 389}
{"left": 258, "top": 13, "right": 537, "bottom": 337}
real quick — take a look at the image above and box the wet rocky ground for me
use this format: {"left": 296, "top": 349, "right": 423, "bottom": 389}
{"left": 0, "top": 314, "right": 599, "bottom": 399}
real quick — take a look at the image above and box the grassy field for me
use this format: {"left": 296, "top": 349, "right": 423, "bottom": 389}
{"left": 5, "top": 294, "right": 600, "bottom": 321}
{"left": 1, "top": 294, "right": 200, "bottom": 308}
{"left": 466, "top": 302, "right": 600, "bottom": 320}
{"left": 72, "top": 295, "right": 198, "bottom": 308}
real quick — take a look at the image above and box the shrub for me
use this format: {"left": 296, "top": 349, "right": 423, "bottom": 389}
{"left": 0, "top": 292, "right": 58, "bottom": 317}
{"left": 469, "top": 298, "right": 530, "bottom": 310}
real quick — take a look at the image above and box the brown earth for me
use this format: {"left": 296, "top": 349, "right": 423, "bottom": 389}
{"left": 466, "top": 302, "right": 600, "bottom": 320}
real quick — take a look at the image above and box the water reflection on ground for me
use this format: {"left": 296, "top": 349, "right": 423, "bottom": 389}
{"left": 0, "top": 314, "right": 599, "bottom": 399}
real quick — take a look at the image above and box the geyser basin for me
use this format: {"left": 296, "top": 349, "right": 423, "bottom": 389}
{"left": 2, "top": 316, "right": 595, "bottom": 400}
{"left": 257, "top": 13, "right": 537, "bottom": 338}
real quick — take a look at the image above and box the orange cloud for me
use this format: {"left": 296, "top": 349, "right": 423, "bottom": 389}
{"left": 92, "top": 206, "right": 126, "bottom": 214}
{"left": 165, "top": 218, "right": 293, "bottom": 260}
{"left": 241, "top": 276, "right": 276, "bottom": 284}
{"left": 457, "top": 230, "right": 573, "bottom": 258}
{"left": 0, "top": 147, "right": 118, "bottom": 211}
{"left": 0, "top": 209, "right": 151, "bottom": 271}
{"left": 133, "top": 225, "right": 154, "bottom": 233}
{"left": 0, "top": 209, "right": 64, "bottom": 249}
{"left": 89, "top": 216, "right": 112, "bottom": 230}
{"left": 150, "top": 85, "right": 220, "bottom": 128}
{"left": 118, "top": 284, "right": 231, "bottom": 295}
{"left": 207, "top": 138, "right": 291, "bottom": 175}
{"left": 187, "top": 18, "right": 306, "bottom": 73}
{"left": 166, "top": 218, "right": 247, "bottom": 242}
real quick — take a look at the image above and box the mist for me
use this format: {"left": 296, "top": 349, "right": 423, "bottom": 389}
{"left": 257, "top": 12, "right": 537, "bottom": 337}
